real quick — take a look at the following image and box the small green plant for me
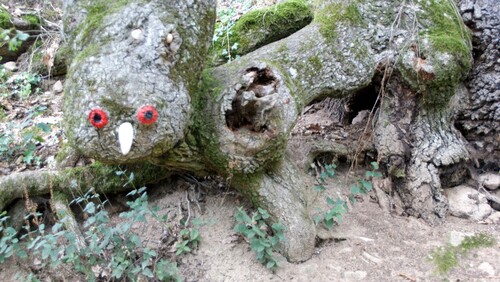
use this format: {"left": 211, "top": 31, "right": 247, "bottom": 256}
{"left": 234, "top": 207, "right": 285, "bottom": 271}
{"left": 348, "top": 162, "right": 383, "bottom": 202}
{"left": 0, "top": 170, "right": 183, "bottom": 281}
{"left": 0, "top": 106, "right": 50, "bottom": 166}
{"left": 212, "top": 0, "right": 255, "bottom": 62}
{"left": 1, "top": 72, "right": 42, "bottom": 99}
{"left": 175, "top": 228, "right": 201, "bottom": 255}
{"left": 313, "top": 162, "right": 382, "bottom": 230}
{"left": 0, "top": 28, "right": 29, "bottom": 52}
{"left": 430, "top": 233, "right": 496, "bottom": 275}
{"left": 213, "top": 7, "right": 240, "bottom": 62}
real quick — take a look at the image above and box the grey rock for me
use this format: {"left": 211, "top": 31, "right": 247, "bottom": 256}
{"left": 478, "top": 262, "right": 495, "bottom": 276}
{"left": 449, "top": 230, "right": 473, "bottom": 247}
{"left": 479, "top": 172, "right": 500, "bottom": 190}
{"left": 52, "top": 80, "right": 64, "bottom": 94}
{"left": 343, "top": 271, "right": 367, "bottom": 281}
{"left": 3, "top": 61, "right": 18, "bottom": 72}
{"left": 482, "top": 211, "right": 500, "bottom": 224}
{"left": 445, "top": 185, "right": 493, "bottom": 220}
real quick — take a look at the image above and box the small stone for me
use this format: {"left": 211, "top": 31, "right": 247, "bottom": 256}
{"left": 473, "top": 4, "right": 482, "bottom": 19}
{"left": 478, "top": 262, "right": 495, "bottom": 276}
{"left": 483, "top": 212, "right": 500, "bottom": 224}
{"left": 33, "top": 258, "right": 42, "bottom": 266}
{"left": 343, "top": 271, "right": 367, "bottom": 280}
{"left": 449, "top": 231, "right": 473, "bottom": 247}
{"left": 16, "top": 156, "right": 23, "bottom": 165}
{"left": 479, "top": 173, "right": 500, "bottom": 190}
{"left": 166, "top": 33, "right": 174, "bottom": 44}
{"left": 352, "top": 110, "right": 370, "bottom": 125}
{"left": 46, "top": 156, "right": 56, "bottom": 170}
{"left": 3, "top": 61, "right": 18, "bottom": 72}
{"left": 362, "top": 252, "right": 383, "bottom": 264}
{"left": 131, "top": 29, "right": 143, "bottom": 40}
{"left": 338, "top": 247, "right": 353, "bottom": 254}
{"left": 491, "top": 190, "right": 500, "bottom": 211}
{"left": 53, "top": 80, "right": 64, "bottom": 93}
{"left": 445, "top": 185, "right": 493, "bottom": 220}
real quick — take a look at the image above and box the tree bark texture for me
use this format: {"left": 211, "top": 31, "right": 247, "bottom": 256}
{"left": 1, "top": 0, "right": 493, "bottom": 263}
{"left": 456, "top": 0, "right": 500, "bottom": 167}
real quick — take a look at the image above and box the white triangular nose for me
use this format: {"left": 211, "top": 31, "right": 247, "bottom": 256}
{"left": 118, "top": 122, "right": 134, "bottom": 155}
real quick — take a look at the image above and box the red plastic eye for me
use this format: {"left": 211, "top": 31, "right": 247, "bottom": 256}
{"left": 137, "top": 105, "right": 158, "bottom": 125}
{"left": 88, "top": 109, "right": 108, "bottom": 129}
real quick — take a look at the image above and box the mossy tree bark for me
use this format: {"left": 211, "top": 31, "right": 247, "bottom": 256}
{"left": 1, "top": 0, "right": 494, "bottom": 263}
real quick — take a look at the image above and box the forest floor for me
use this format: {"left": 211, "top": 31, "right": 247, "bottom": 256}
{"left": 0, "top": 0, "right": 499, "bottom": 281}
{"left": 115, "top": 176, "right": 500, "bottom": 282}
{"left": 0, "top": 173, "right": 499, "bottom": 282}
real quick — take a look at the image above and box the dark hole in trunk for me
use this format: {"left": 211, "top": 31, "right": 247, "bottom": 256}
{"left": 225, "top": 67, "right": 278, "bottom": 132}
{"left": 345, "top": 83, "right": 380, "bottom": 124}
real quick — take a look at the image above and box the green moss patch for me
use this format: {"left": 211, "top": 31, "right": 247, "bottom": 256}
{"left": 21, "top": 14, "right": 40, "bottom": 28}
{"left": 430, "top": 233, "right": 496, "bottom": 275}
{"left": 397, "top": 0, "right": 473, "bottom": 109}
{"left": 308, "top": 56, "right": 323, "bottom": 70}
{"left": 79, "top": 0, "right": 133, "bottom": 45}
{"left": 212, "top": 0, "right": 312, "bottom": 63}
{"left": 314, "top": 1, "right": 363, "bottom": 42}
{"left": 189, "top": 70, "right": 231, "bottom": 174}
{"left": 417, "top": 0, "right": 472, "bottom": 108}
{"left": 0, "top": 8, "right": 12, "bottom": 29}
{"left": 423, "top": 0, "right": 472, "bottom": 67}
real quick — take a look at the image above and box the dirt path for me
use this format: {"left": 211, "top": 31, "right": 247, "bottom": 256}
{"left": 140, "top": 179, "right": 500, "bottom": 282}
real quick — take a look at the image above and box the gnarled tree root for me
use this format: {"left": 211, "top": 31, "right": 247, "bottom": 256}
{"left": 0, "top": 163, "right": 171, "bottom": 212}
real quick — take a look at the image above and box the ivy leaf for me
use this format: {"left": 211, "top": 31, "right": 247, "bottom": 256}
{"left": 234, "top": 223, "right": 248, "bottom": 234}
{"left": 258, "top": 208, "right": 270, "bottom": 219}
{"left": 324, "top": 218, "right": 335, "bottom": 230}
{"left": 326, "top": 197, "right": 336, "bottom": 206}
{"left": 250, "top": 239, "right": 265, "bottom": 253}
{"left": 266, "top": 260, "right": 277, "bottom": 269}
{"left": 235, "top": 208, "right": 252, "bottom": 223}
{"left": 361, "top": 180, "right": 372, "bottom": 192}
{"left": 271, "top": 223, "right": 285, "bottom": 232}
{"left": 314, "top": 185, "right": 326, "bottom": 192}
{"left": 313, "top": 214, "right": 322, "bottom": 225}
{"left": 36, "top": 122, "right": 51, "bottom": 132}
{"left": 351, "top": 185, "right": 362, "bottom": 195}
{"left": 16, "top": 31, "right": 29, "bottom": 41}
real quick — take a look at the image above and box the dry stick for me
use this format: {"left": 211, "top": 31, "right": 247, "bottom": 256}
{"left": 185, "top": 190, "right": 191, "bottom": 227}
{"left": 479, "top": 187, "right": 500, "bottom": 205}
{"left": 398, "top": 273, "right": 417, "bottom": 282}
{"left": 177, "top": 202, "right": 183, "bottom": 225}
{"left": 191, "top": 185, "right": 202, "bottom": 214}
{"left": 49, "top": 173, "right": 55, "bottom": 215}
{"left": 226, "top": 25, "right": 232, "bottom": 60}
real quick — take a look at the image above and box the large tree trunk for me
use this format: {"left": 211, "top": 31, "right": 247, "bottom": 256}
{"left": 2, "top": 0, "right": 494, "bottom": 263}
{"left": 455, "top": 0, "right": 500, "bottom": 167}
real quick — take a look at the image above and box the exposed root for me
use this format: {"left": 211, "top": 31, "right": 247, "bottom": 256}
{"left": 52, "top": 193, "right": 86, "bottom": 251}
{"left": 0, "top": 163, "right": 171, "bottom": 212}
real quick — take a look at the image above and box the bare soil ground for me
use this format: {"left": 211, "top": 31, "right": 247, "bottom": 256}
{"left": 1, "top": 175, "right": 499, "bottom": 282}
{"left": 163, "top": 179, "right": 500, "bottom": 282}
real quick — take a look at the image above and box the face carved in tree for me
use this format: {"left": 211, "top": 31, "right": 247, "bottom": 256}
{"left": 62, "top": 1, "right": 209, "bottom": 163}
